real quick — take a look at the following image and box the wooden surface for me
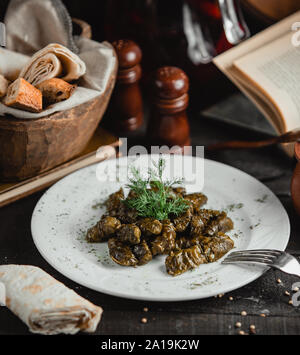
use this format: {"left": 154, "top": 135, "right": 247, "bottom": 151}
{"left": 0, "top": 107, "right": 300, "bottom": 335}
{"left": 0, "top": 127, "right": 120, "bottom": 208}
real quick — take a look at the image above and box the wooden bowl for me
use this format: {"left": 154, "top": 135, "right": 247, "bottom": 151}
{"left": 291, "top": 142, "right": 300, "bottom": 215}
{"left": 0, "top": 49, "right": 117, "bottom": 181}
{"left": 242, "top": 0, "right": 299, "bottom": 23}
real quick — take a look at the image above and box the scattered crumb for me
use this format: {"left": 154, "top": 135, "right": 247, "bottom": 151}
{"left": 285, "top": 291, "right": 290, "bottom": 296}
{"left": 143, "top": 307, "right": 149, "bottom": 312}
{"left": 260, "top": 313, "right": 266, "bottom": 317}
{"left": 293, "top": 286, "right": 299, "bottom": 292}
{"left": 249, "top": 325, "right": 256, "bottom": 334}
{"left": 229, "top": 296, "right": 233, "bottom": 301}
{"left": 238, "top": 330, "right": 246, "bottom": 335}
{"left": 141, "top": 317, "right": 148, "bottom": 324}
{"left": 276, "top": 278, "right": 282, "bottom": 284}
{"left": 288, "top": 300, "right": 293, "bottom": 305}
{"left": 235, "top": 322, "right": 242, "bottom": 328}
{"left": 241, "top": 311, "right": 247, "bottom": 316}
{"left": 218, "top": 293, "right": 224, "bottom": 298}
{"left": 226, "top": 203, "right": 244, "bottom": 212}
{"left": 255, "top": 195, "right": 268, "bottom": 203}
{"left": 249, "top": 223, "right": 261, "bottom": 230}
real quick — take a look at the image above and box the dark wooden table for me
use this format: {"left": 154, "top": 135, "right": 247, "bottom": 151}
{"left": 1, "top": 104, "right": 300, "bottom": 336}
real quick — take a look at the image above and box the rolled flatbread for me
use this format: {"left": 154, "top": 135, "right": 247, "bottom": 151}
{"left": 19, "top": 43, "right": 86, "bottom": 86}
{"left": 0, "top": 264, "right": 102, "bottom": 335}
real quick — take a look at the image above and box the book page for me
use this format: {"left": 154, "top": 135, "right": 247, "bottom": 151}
{"left": 233, "top": 32, "right": 300, "bottom": 133}
{"left": 213, "top": 11, "right": 300, "bottom": 156}
{"left": 229, "top": 67, "right": 284, "bottom": 133}
{"left": 213, "top": 11, "right": 300, "bottom": 72}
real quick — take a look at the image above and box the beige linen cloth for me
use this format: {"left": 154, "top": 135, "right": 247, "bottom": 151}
{"left": 0, "top": 0, "right": 116, "bottom": 119}
{"left": 0, "top": 265, "right": 103, "bottom": 334}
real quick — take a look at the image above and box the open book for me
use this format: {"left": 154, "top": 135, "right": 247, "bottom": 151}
{"left": 213, "top": 11, "right": 300, "bottom": 156}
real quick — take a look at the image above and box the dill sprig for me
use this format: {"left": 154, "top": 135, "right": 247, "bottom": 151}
{"left": 124, "top": 158, "right": 189, "bottom": 220}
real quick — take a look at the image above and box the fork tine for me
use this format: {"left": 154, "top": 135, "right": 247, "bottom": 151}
{"left": 221, "top": 259, "right": 271, "bottom": 266}
{"left": 223, "top": 255, "right": 274, "bottom": 265}
{"left": 227, "top": 252, "right": 277, "bottom": 259}
{"left": 230, "top": 249, "right": 281, "bottom": 255}
{"left": 222, "top": 249, "right": 300, "bottom": 277}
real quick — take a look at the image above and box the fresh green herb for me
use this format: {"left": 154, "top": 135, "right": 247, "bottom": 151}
{"left": 124, "top": 158, "right": 189, "bottom": 220}
{"left": 226, "top": 203, "right": 244, "bottom": 212}
{"left": 255, "top": 195, "right": 268, "bottom": 203}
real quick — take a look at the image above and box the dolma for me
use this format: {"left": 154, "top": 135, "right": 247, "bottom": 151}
{"left": 86, "top": 183, "right": 235, "bottom": 275}
{"left": 137, "top": 218, "right": 162, "bottom": 237}
{"left": 108, "top": 237, "right": 138, "bottom": 266}
{"left": 165, "top": 245, "right": 207, "bottom": 276}
{"left": 132, "top": 240, "right": 153, "bottom": 265}
{"left": 175, "top": 235, "right": 203, "bottom": 249}
{"left": 151, "top": 220, "right": 176, "bottom": 255}
{"left": 184, "top": 193, "right": 208, "bottom": 213}
{"left": 115, "top": 202, "right": 139, "bottom": 224}
{"left": 105, "top": 188, "right": 124, "bottom": 216}
{"left": 86, "top": 216, "right": 121, "bottom": 243}
{"left": 171, "top": 187, "right": 187, "bottom": 197}
{"left": 116, "top": 224, "right": 141, "bottom": 245}
{"left": 200, "top": 233, "right": 234, "bottom": 262}
{"left": 172, "top": 206, "right": 193, "bottom": 233}
{"left": 204, "top": 212, "right": 234, "bottom": 237}
{"left": 189, "top": 215, "right": 206, "bottom": 236}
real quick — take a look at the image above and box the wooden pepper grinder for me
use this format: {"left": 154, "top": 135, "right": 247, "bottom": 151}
{"left": 111, "top": 39, "right": 143, "bottom": 133}
{"left": 148, "top": 66, "right": 191, "bottom": 149}
{"left": 291, "top": 142, "right": 300, "bottom": 216}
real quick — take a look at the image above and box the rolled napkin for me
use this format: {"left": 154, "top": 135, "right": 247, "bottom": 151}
{"left": 0, "top": 264, "right": 103, "bottom": 335}
{"left": 19, "top": 43, "right": 86, "bottom": 86}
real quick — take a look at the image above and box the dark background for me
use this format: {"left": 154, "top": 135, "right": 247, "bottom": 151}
{"left": 0, "top": 0, "right": 268, "bottom": 109}
{"left": 1, "top": 0, "right": 266, "bottom": 43}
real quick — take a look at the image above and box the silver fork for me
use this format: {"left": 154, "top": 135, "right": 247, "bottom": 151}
{"left": 222, "top": 249, "right": 300, "bottom": 277}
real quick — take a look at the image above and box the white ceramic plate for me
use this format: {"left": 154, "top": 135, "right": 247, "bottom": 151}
{"left": 31, "top": 154, "right": 290, "bottom": 301}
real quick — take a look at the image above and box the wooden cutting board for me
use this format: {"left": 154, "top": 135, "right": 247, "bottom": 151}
{"left": 0, "top": 126, "right": 121, "bottom": 208}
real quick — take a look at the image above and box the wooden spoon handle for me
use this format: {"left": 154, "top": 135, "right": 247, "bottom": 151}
{"left": 207, "top": 128, "right": 300, "bottom": 151}
{"left": 207, "top": 137, "right": 278, "bottom": 151}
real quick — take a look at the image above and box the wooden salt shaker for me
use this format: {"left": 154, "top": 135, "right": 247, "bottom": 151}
{"left": 291, "top": 142, "right": 300, "bottom": 215}
{"left": 111, "top": 39, "right": 143, "bottom": 132}
{"left": 147, "top": 66, "right": 190, "bottom": 149}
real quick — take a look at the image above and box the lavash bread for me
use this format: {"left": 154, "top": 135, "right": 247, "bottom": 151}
{"left": 0, "top": 74, "right": 9, "bottom": 98}
{"left": 19, "top": 43, "right": 86, "bottom": 86}
{"left": 0, "top": 264, "right": 103, "bottom": 335}
{"left": 36, "top": 78, "right": 76, "bottom": 105}
{"left": 4, "top": 78, "right": 42, "bottom": 112}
